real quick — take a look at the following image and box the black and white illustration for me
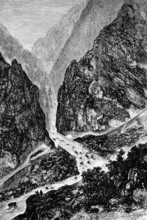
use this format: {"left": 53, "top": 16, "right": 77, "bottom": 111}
{"left": 0, "top": 0, "right": 147, "bottom": 219}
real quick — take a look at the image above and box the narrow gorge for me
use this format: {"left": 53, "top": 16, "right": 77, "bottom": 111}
{"left": 1, "top": 1, "right": 147, "bottom": 220}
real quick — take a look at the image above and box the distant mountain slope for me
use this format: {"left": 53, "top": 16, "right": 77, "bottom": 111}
{"left": 48, "top": 0, "right": 124, "bottom": 93}
{"left": 32, "top": 1, "right": 88, "bottom": 73}
{"left": 0, "top": 24, "right": 45, "bottom": 87}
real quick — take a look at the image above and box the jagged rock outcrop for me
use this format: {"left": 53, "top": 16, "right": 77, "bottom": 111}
{"left": 0, "top": 53, "right": 49, "bottom": 178}
{"left": 57, "top": 1, "right": 147, "bottom": 134}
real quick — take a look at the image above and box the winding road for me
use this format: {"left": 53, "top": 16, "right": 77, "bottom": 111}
{"left": 0, "top": 144, "right": 54, "bottom": 188}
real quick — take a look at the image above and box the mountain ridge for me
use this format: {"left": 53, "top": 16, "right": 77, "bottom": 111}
{"left": 32, "top": 0, "right": 124, "bottom": 95}
{"left": 32, "top": 0, "right": 88, "bottom": 73}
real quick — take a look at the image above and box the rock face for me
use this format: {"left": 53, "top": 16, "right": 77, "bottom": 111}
{"left": 49, "top": 0, "right": 124, "bottom": 94}
{"left": 32, "top": 1, "right": 88, "bottom": 73}
{"left": 0, "top": 53, "right": 49, "bottom": 178}
{"left": 57, "top": 1, "right": 147, "bottom": 134}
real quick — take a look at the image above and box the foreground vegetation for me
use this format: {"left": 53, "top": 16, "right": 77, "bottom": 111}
{"left": 14, "top": 144, "right": 147, "bottom": 220}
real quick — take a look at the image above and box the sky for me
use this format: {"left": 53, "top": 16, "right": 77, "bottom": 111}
{"left": 0, "top": 0, "right": 83, "bottom": 50}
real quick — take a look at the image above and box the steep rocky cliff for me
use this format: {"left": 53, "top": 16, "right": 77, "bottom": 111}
{"left": 0, "top": 53, "right": 49, "bottom": 178}
{"left": 57, "top": 1, "right": 147, "bottom": 134}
